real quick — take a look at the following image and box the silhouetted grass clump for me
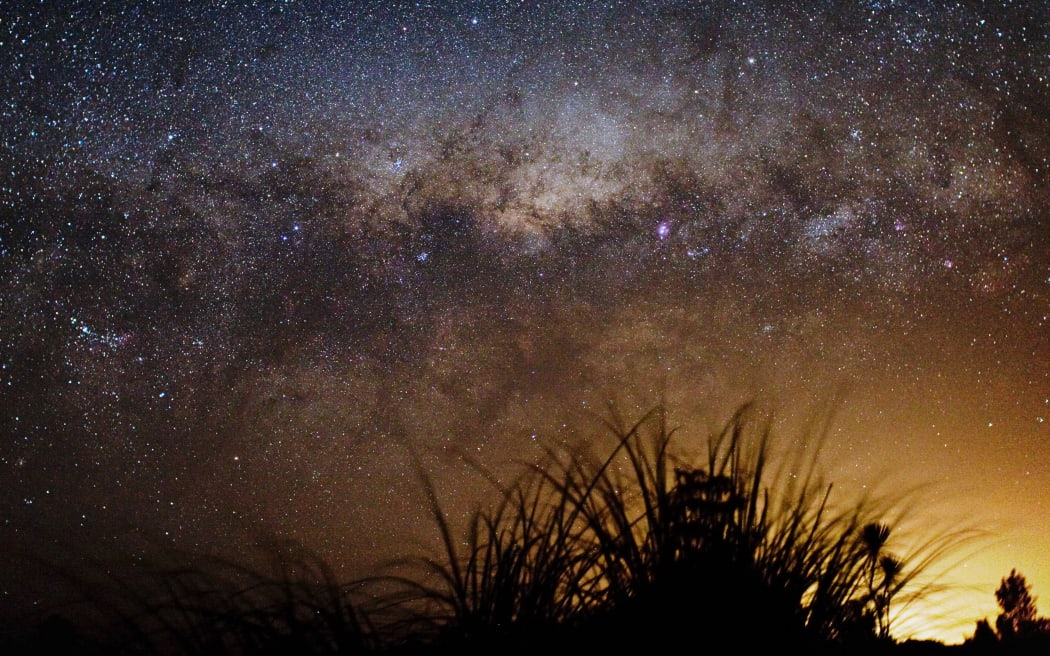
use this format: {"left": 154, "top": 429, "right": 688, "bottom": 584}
{"left": 8, "top": 402, "right": 979, "bottom": 655}
{"left": 390, "top": 402, "right": 975, "bottom": 654}
{"left": 7, "top": 542, "right": 379, "bottom": 656}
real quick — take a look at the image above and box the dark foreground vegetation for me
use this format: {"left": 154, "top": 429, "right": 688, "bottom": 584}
{"left": 4, "top": 404, "right": 1047, "bottom": 655}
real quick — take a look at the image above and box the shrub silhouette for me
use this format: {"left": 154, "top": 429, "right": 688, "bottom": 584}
{"left": 964, "top": 570, "right": 1050, "bottom": 655}
{"left": 994, "top": 570, "right": 1049, "bottom": 640}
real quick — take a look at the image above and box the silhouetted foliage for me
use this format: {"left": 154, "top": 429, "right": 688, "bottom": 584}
{"left": 6, "top": 402, "right": 982, "bottom": 655}
{"left": 965, "top": 570, "right": 1050, "bottom": 656}
{"left": 389, "top": 402, "right": 974, "bottom": 654}
{"left": 994, "top": 570, "right": 1047, "bottom": 641}
{"left": 970, "top": 618, "right": 998, "bottom": 646}
{"left": 859, "top": 522, "right": 907, "bottom": 640}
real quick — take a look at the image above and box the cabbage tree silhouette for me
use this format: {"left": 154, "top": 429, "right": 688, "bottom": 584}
{"left": 861, "top": 522, "right": 902, "bottom": 639}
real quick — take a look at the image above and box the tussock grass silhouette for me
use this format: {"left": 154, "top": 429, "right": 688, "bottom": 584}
{"left": 8, "top": 541, "right": 379, "bottom": 655}
{"left": 8, "top": 401, "right": 982, "bottom": 655}
{"left": 382, "top": 401, "right": 980, "bottom": 654}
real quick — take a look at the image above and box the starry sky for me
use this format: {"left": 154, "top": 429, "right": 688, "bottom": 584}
{"left": 1, "top": 0, "right": 1048, "bottom": 644}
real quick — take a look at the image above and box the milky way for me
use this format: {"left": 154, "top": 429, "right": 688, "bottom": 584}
{"left": 2, "top": 1, "right": 1048, "bottom": 641}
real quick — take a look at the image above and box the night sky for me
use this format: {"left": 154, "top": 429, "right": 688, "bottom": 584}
{"left": 2, "top": 0, "right": 1048, "bottom": 644}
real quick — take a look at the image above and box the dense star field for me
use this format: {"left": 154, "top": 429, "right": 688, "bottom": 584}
{"left": 1, "top": 0, "right": 1048, "bottom": 643}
